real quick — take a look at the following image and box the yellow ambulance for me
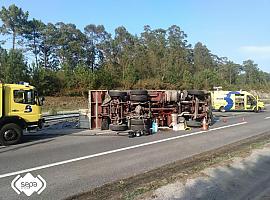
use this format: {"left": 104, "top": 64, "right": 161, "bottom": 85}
{"left": 211, "top": 90, "right": 264, "bottom": 112}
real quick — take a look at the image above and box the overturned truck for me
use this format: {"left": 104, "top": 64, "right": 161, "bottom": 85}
{"left": 89, "top": 90, "right": 213, "bottom": 134}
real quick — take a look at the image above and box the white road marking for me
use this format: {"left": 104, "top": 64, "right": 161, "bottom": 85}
{"left": 264, "top": 116, "right": 270, "bottom": 119}
{"left": 0, "top": 122, "right": 247, "bottom": 179}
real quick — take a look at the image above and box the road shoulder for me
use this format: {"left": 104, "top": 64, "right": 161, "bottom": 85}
{"left": 66, "top": 132, "right": 270, "bottom": 200}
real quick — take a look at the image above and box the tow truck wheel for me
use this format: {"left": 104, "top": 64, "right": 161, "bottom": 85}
{"left": 0, "top": 123, "right": 22, "bottom": 146}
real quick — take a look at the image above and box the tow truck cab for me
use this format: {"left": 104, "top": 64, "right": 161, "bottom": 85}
{"left": 0, "top": 82, "right": 44, "bottom": 145}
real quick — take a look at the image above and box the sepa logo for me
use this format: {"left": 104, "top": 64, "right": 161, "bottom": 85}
{"left": 11, "top": 173, "right": 46, "bottom": 196}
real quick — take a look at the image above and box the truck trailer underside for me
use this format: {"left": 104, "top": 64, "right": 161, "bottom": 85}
{"left": 88, "top": 90, "right": 213, "bottom": 133}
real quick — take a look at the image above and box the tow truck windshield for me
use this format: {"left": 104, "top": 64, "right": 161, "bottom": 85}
{"left": 14, "top": 89, "right": 36, "bottom": 105}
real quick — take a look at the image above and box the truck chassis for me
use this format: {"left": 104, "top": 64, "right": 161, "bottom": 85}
{"left": 88, "top": 90, "right": 213, "bottom": 133}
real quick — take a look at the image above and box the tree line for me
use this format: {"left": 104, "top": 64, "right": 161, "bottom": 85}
{"left": 0, "top": 4, "right": 269, "bottom": 96}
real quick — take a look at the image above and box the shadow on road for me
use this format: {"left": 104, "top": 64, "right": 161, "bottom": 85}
{"left": 166, "top": 152, "right": 270, "bottom": 200}
{"left": 0, "top": 139, "right": 55, "bottom": 153}
{"left": 0, "top": 121, "right": 85, "bottom": 150}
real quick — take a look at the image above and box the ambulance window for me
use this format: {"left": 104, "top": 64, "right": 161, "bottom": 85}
{"left": 247, "top": 95, "right": 255, "bottom": 105}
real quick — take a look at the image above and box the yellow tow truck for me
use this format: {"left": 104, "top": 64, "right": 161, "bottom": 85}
{"left": 0, "top": 82, "right": 44, "bottom": 145}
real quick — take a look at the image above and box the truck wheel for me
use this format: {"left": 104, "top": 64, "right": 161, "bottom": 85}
{"left": 130, "top": 90, "right": 148, "bottom": 95}
{"left": 101, "top": 117, "right": 110, "bottom": 130}
{"left": 0, "top": 123, "right": 22, "bottom": 146}
{"left": 108, "top": 90, "right": 127, "bottom": 99}
{"left": 109, "top": 124, "right": 128, "bottom": 131}
{"left": 130, "top": 95, "right": 148, "bottom": 102}
{"left": 187, "top": 90, "right": 205, "bottom": 96}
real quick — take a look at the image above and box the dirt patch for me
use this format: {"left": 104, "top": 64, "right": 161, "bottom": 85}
{"left": 65, "top": 132, "right": 270, "bottom": 200}
{"left": 43, "top": 96, "right": 88, "bottom": 113}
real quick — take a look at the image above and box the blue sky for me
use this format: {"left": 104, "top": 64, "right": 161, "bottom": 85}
{"left": 1, "top": 0, "right": 270, "bottom": 72}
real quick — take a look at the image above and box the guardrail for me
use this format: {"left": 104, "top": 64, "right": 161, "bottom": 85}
{"left": 44, "top": 113, "right": 79, "bottom": 122}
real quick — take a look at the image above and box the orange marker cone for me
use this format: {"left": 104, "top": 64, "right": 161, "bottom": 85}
{"left": 202, "top": 117, "right": 208, "bottom": 131}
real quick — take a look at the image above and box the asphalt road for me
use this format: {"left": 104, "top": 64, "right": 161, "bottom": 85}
{"left": 0, "top": 108, "right": 270, "bottom": 200}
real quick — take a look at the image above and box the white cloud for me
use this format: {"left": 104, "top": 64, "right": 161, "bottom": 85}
{"left": 239, "top": 46, "right": 270, "bottom": 60}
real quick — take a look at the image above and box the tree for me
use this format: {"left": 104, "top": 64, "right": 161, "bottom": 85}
{"left": 31, "top": 67, "right": 62, "bottom": 96}
{"left": 0, "top": 4, "right": 28, "bottom": 50}
{"left": 194, "top": 68, "right": 220, "bottom": 89}
{"left": 221, "top": 61, "right": 241, "bottom": 85}
{"left": 122, "top": 64, "right": 139, "bottom": 88}
{"left": 4, "top": 49, "right": 29, "bottom": 83}
{"left": 242, "top": 60, "right": 260, "bottom": 85}
{"left": 0, "top": 46, "right": 8, "bottom": 82}
{"left": 84, "top": 24, "right": 111, "bottom": 72}
{"left": 193, "top": 42, "right": 214, "bottom": 72}
{"left": 39, "top": 23, "right": 59, "bottom": 70}
{"left": 165, "top": 25, "right": 192, "bottom": 84}
{"left": 182, "top": 70, "right": 193, "bottom": 89}
{"left": 54, "top": 22, "right": 86, "bottom": 69}
{"left": 24, "top": 19, "right": 45, "bottom": 68}
{"left": 0, "top": 5, "right": 270, "bottom": 95}
{"left": 52, "top": 22, "right": 88, "bottom": 89}
{"left": 141, "top": 25, "right": 167, "bottom": 80}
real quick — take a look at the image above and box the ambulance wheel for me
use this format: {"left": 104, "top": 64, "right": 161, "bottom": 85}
{"left": 219, "top": 106, "right": 226, "bottom": 112}
{"left": 254, "top": 107, "right": 261, "bottom": 113}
